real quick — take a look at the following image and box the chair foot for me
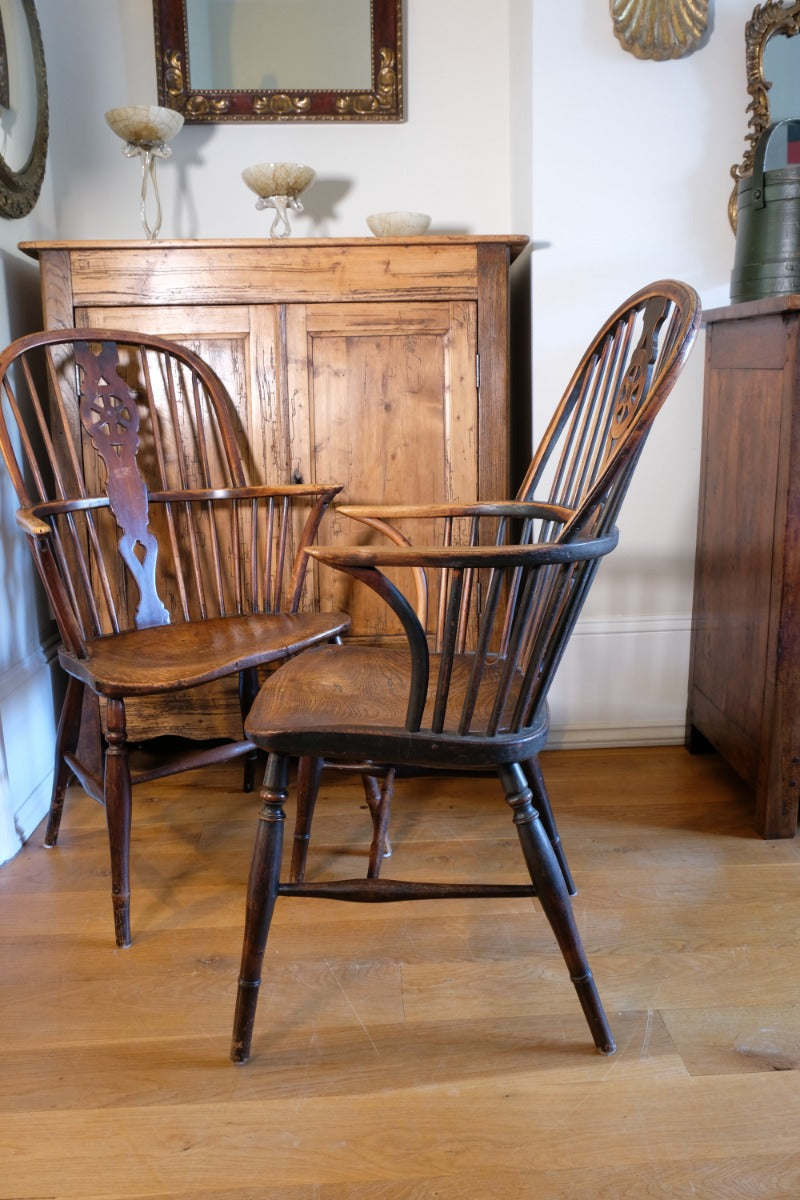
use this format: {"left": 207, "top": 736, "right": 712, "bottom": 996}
{"left": 571, "top": 969, "right": 616, "bottom": 1054}
{"left": 502, "top": 762, "right": 615, "bottom": 1056}
{"left": 43, "top": 801, "right": 66, "bottom": 849}
{"left": 231, "top": 981, "right": 260, "bottom": 1063}
{"left": 112, "top": 894, "right": 132, "bottom": 949}
{"left": 231, "top": 754, "right": 288, "bottom": 1063}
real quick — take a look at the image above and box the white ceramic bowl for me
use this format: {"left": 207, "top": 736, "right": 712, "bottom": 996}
{"left": 105, "top": 105, "right": 184, "bottom": 146}
{"left": 366, "top": 211, "right": 432, "bottom": 237}
{"left": 242, "top": 162, "right": 316, "bottom": 199}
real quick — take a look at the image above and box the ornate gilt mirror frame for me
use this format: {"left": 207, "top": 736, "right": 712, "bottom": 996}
{"left": 0, "top": 0, "right": 48, "bottom": 219}
{"left": 730, "top": 0, "right": 800, "bottom": 229}
{"left": 153, "top": 0, "right": 403, "bottom": 122}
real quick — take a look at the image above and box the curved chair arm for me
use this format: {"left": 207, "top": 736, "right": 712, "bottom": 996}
{"left": 338, "top": 499, "right": 575, "bottom": 524}
{"left": 336, "top": 500, "right": 576, "bottom": 624}
{"left": 310, "top": 554, "right": 430, "bottom": 731}
{"left": 308, "top": 534, "right": 615, "bottom": 572}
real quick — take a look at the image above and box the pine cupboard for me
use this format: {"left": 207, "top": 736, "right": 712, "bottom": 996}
{"left": 22, "top": 236, "right": 528, "bottom": 737}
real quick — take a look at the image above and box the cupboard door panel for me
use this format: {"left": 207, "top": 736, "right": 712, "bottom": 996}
{"left": 76, "top": 303, "right": 287, "bottom": 485}
{"left": 288, "top": 301, "right": 479, "bottom": 638}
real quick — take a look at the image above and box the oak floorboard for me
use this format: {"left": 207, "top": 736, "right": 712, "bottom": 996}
{"left": 1, "top": 746, "right": 800, "bottom": 1199}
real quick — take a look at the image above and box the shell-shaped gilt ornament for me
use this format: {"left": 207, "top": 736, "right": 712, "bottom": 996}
{"left": 611, "top": 0, "right": 709, "bottom": 61}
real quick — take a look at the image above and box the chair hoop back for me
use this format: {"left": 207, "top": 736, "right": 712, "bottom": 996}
{"left": 0, "top": 329, "right": 339, "bottom": 656}
{"left": 518, "top": 280, "right": 701, "bottom": 538}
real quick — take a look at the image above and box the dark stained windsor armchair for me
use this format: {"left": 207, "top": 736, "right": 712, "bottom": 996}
{"left": 230, "top": 280, "right": 702, "bottom": 1063}
{"left": 289, "top": 280, "right": 703, "bottom": 889}
{"left": 0, "top": 329, "right": 349, "bottom": 947}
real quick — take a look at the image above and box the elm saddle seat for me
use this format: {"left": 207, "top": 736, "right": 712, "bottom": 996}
{"left": 231, "top": 280, "right": 702, "bottom": 1063}
{"left": 0, "top": 328, "right": 349, "bottom": 948}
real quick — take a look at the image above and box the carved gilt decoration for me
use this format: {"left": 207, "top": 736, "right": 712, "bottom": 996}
{"left": 729, "top": 1, "right": 800, "bottom": 229}
{"left": 611, "top": 0, "right": 709, "bottom": 60}
{"left": 163, "top": 46, "right": 399, "bottom": 122}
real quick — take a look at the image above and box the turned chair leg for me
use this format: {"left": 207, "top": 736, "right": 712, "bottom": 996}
{"left": 239, "top": 667, "right": 260, "bottom": 793}
{"left": 232, "top": 752, "right": 288, "bottom": 1063}
{"left": 523, "top": 757, "right": 576, "bottom": 895}
{"left": 104, "top": 698, "right": 134, "bottom": 949}
{"left": 500, "top": 762, "right": 615, "bottom": 1055}
{"left": 44, "top": 676, "right": 83, "bottom": 848}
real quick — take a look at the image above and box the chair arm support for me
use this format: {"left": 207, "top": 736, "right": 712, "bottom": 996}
{"left": 313, "top": 558, "right": 430, "bottom": 731}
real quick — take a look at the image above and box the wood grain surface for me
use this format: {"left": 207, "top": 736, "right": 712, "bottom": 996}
{"left": 1, "top": 745, "right": 798, "bottom": 1197}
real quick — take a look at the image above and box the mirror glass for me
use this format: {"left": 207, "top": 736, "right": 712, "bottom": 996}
{"left": 762, "top": 32, "right": 800, "bottom": 123}
{"left": 185, "top": 0, "right": 372, "bottom": 91}
{"left": 154, "top": 0, "right": 402, "bottom": 122}
{"left": 0, "top": 2, "right": 38, "bottom": 172}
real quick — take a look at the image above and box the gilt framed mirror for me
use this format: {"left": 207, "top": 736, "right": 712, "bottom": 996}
{"left": 153, "top": 0, "right": 403, "bottom": 122}
{"left": 730, "top": 0, "right": 800, "bottom": 229}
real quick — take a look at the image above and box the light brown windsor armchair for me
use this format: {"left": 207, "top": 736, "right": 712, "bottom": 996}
{"left": 0, "top": 328, "right": 349, "bottom": 947}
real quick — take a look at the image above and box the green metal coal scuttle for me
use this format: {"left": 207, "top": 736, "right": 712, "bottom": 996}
{"left": 731, "top": 119, "right": 800, "bottom": 303}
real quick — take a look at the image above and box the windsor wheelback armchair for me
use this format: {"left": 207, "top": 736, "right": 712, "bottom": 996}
{"left": 289, "top": 280, "right": 702, "bottom": 887}
{"left": 0, "top": 328, "right": 349, "bottom": 947}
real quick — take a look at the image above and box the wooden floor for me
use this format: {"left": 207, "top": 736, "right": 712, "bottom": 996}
{"left": 2, "top": 745, "right": 800, "bottom": 1199}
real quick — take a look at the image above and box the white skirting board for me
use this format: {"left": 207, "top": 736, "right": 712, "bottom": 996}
{"left": 545, "top": 614, "right": 691, "bottom": 749}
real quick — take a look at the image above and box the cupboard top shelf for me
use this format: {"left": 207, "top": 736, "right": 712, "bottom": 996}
{"left": 20, "top": 235, "right": 529, "bottom": 258}
{"left": 21, "top": 236, "right": 529, "bottom": 309}
{"left": 704, "top": 294, "right": 800, "bottom": 325}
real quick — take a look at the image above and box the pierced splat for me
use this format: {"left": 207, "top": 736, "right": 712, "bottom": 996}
{"left": 76, "top": 340, "right": 169, "bottom": 628}
{"left": 610, "top": 297, "right": 669, "bottom": 443}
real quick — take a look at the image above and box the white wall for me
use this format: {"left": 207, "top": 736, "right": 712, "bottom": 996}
{"left": 0, "top": 0, "right": 764, "bottom": 859}
{"left": 39, "top": 0, "right": 513, "bottom": 240}
{"left": 532, "top": 1, "right": 750, "bottom": 745}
